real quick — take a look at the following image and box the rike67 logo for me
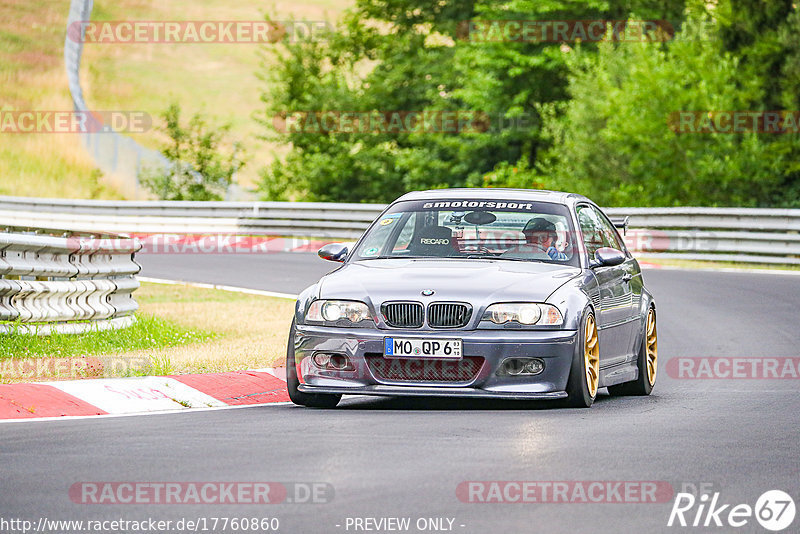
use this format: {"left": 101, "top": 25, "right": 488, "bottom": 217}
{"left": 668, "top": 490, "right": 796, "bottom": 531}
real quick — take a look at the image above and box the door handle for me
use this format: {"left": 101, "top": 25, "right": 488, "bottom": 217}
{"left": 622, "top": 273, "right": 633, "bottom": 282}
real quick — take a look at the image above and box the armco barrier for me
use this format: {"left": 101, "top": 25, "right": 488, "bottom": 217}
{"left": 0, "top": 196, "right": 798, "bottom": 264}
{"left": 604, "top": 207, "right": 800, "bottom": 264}
{"left": 0, "top": 197, "right": 385, "bottom": 239}
{"left": 0, "top": 227, "right": 141, "bottom": 335}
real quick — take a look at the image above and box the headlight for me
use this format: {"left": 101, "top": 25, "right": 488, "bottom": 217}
{"left": 482, "top": 303, "right": 563, "bottom": 326}
{"left": 307, "top": 300, "right": 372, "bottom": 324}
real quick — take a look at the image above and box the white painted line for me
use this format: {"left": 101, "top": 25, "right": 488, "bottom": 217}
{"left": 44, "top": 376, "right": 226, "bottom": 414}
{"left": 138, "top": 277, "right": 298, "bottom": 299}
{"left": 0, "top": 400, "right": 294, "bottom": 425}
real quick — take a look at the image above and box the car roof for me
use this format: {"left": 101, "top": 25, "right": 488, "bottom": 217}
{"left": 394, "top": 188, "right": 590, "bottom": 206}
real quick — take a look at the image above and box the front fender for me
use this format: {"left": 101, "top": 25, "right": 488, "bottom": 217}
{"left": 294, "top": 283, "right": 320, "bottom": 324}
{"left": 546, "top": 270, "right": 598, "bottom": 330}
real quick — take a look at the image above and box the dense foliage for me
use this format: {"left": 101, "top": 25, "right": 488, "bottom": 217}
{"left": 141, "top": 104, "right": 244, "bottom": 201}
{"left": 258, "top": 0, "right": 800, "bottom": 206}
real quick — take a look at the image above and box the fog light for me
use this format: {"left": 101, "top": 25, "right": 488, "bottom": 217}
{"left": 328, "top": 354, "right": 350, "bottom": 370}
{"left": 312, "top": 353, "right": 332, "bottom": 367}
{"left": 499, "top": 358, "right": 545, "bottom": 376}
{"left": 523, "top": 358, "right": 545, "bottom": 375}
{"left": 502, "top": 359, "right": 525, "bottom": 376}
{"left": 312, "top": 352, "right": 353, "bottom": 371}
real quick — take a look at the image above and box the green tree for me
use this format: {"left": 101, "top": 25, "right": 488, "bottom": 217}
{"left": 259, "top": 1, "right": 670, "bottom": 202}
{"left": 257, "top": 0, "right": 800, "bottom": 207}
{"left": 141, "top": 103, "right": 244, "bottom": 201}
{"left": 715, "top": 1, "right": 800, "bottom": 205}
{"left": 532, "top": 13, "right": 789, "bottom": 206}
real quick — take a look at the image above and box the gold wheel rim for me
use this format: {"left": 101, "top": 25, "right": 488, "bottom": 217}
{"left": 646, "top": 308, "right": 657, "bottom": 386}
{"left": 584, "top": 314, "right": 600, "bottom": 397}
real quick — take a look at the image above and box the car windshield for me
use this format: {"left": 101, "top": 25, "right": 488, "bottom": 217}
{"left": 353, "top": 199, "right": 580, "bottom": 267}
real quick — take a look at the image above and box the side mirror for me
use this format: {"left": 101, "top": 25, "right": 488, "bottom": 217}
{"left": 610, "top": 216, "right": 630, "bottom": 236}
{"left": 591, "top": 247, "right": 626, "bottom": 268}
{"left": 318, "top": 243, "right": 349, "bottom": 263}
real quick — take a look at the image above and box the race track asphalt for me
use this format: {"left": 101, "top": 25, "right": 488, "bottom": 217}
{"left": 2, "top": 253, "right": 798, "bottom": 533}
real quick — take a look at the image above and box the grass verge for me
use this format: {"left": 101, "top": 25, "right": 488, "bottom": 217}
{"left": 0, "top": 281, "right": 294, "bottom": 383}
{"left": 0, "top": 315, "right": 212, "bottom": 359}
{"left": 126, "top": 280, "right": 295, "bottom": 374}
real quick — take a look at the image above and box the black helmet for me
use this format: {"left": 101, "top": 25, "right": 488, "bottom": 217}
{"left": 522, "top": 217, "right": 557, "bottom": 235}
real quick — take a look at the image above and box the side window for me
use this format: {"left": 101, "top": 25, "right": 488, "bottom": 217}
{"left": 596, "top": 211, "right": 624, "bottom": 253}
{"left": 577, "top": 205, "right": 622, "bottom": 256}
{"left": 577, "top": 206, "right": 603, "bottom": 256}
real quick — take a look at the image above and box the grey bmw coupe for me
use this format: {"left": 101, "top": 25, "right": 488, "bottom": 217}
{"left": 287, "top": 189, "right": 657, "bottom": 408}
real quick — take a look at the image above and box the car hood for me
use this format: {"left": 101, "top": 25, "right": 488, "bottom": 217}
{"left": 318, "top": 259, "right": 581, "bottom": 305}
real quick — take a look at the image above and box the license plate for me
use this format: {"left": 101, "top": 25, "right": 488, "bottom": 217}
{"left": 384, "top": 337, "right": 462, "bottom": 359}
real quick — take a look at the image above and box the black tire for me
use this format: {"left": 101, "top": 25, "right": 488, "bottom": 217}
{"left": 286, "top": 319, "right": 341, "bottom": 408}
{"left": 564, "top": 309, "right": 599, "bottom": 408}
{"left": 608, "top": 307, "right": 656, "bottom": 397}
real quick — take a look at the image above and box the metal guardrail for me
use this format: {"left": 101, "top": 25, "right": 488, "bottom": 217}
{"left": 0, "top": 226, "right": 141, "bottom": 335}
{"left": 603, "top": 207, "right": 800, "bottom": 264}
{"left": 0, "top": 196, "right": 798, "bottom": 264}
{"left": 0, "top": 196, "right": 385, "bottom": 239}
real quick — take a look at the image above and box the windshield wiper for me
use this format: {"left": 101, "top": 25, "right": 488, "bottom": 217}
{"left": 464, "top": 254, "right": 554, "bottom": 263}
{"left": 358, "top": 254, "right": 562, "bottom": 264}
{"left": 357, "top": 255, "right": 427, "bottom": 260}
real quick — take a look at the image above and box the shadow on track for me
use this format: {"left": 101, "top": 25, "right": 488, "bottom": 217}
{"left": 281, "top": 390, "right": 632, "bottom": 411}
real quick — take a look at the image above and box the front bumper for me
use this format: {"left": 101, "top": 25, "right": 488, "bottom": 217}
{"left": 293, "top": 324, "right": 577, "bottom": 400}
